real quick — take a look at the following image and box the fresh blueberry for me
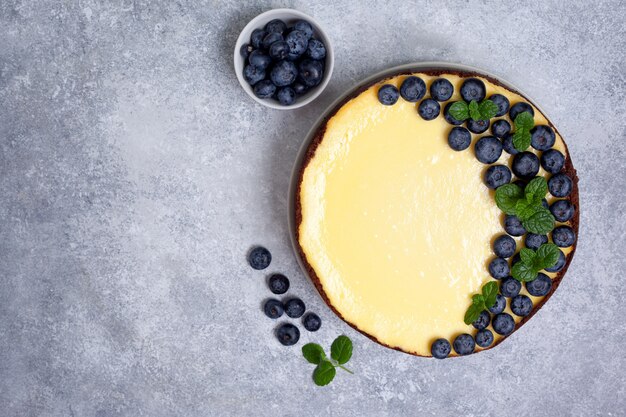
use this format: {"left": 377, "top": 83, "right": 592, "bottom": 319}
{"left": 400, "top": 76, "right": 426, "bottom": 102}
{"left": 541, "top": 149, "right": 565, "bottom": 174}
{"left": 292, "top": 82, "right": 308, "bottom": 95}
{"left": 276, "top": 323, "right": 300, "bottom": 346}
{"left": 429, "top": 78, "right": 453, "bottom": 101}
{"left": 265, "top": 19, "right": 287, "bottom": 34}
{"left": 509, "top": 102, "right": 535, "bottom": 120}
{"left": 474, "top": 136, "right": 503, "bottom": 164}
{"left": 298, "top": 59, "right": 323, "bottom": 87}
{"left": 277, "top": 87, "right": 296, "bottom": 105}
{"left": 302, "top": 312, "right": 321, "bottom": 331}
{"left": 431, "top": 338, "right": 451, "bottom": 359}
{"left": 270, "top": 60, "right": 297, "bottom": 87}
{"left": 493, "top": 234, "right": 516, "bottom": 258}
{"left": 453, "top": 334, "right": 476, "bottom": 355}
{"left": 284, "top": 298, "right": 306, "bottom": 318}
{"left": 502, "top": 133, "right": 519, "bottom": 155}
{"left": 460, "top": 78, "right": 486, "bottom": 102}
{"left": 525, "top": 233, "right": 548, "bottom": 250}
{"left": 285, "top": 30, "right": 308, "bottom": 60}
{"left": 500, "top": 277, "right": 521, "bottom": 298}
{"left": 552, "top": 225, "right": 576, "bottom": 247}
{"left": 253, "top": 80, "right": 276, "bottom": 98}
{"left": 511, "top": 295, "right": 533, "bottom": 317}
{"left": 550, "top": 200, "right": 575, "bottom": 222}
{"left": 489, "top": 257, "right": 510, "bottom": 279}
{"left": 248, "top": 246, "right": 271, "bottom": 269}
{"left": 293, "top": 20, "right": 314, "bottom": 39}
{"left": 530, "top": 125, "right": 556, "bottom": 151}
{"left": 378, "top": 84, "right": 400, "bottom": 105}
{"left": 306, "top": 38, "right": 326, "bottom": 60}
{"left": 268, "top": 273, "right": 290, "bottom": 294}
{"left": 444, "top": 102, "right": 465, "bottom": 125}
{"left": 511, "top": 252, "right": 521, "bottom": 267}
{"left": 268, "top": 40, "right": 289, "bottom": 61}
{"left": 240, "top": 43, "right": 253, "bottom": 59}
{"left": 447, "top": 127, "right": 471, "bottom": 151}
{"left": 542, "top": 198, "right": 549, "bottom": 209}
{"left": 472, "top": 310, "right": 491, "bottom": 330}
{"left": 243, "top": 64, "right": 265, "bottom": 86}
{"left": 491, "top": 120, "right": 511, "bottom": 138}
{"left": 488, "top": 294, "right": 507, "bottom": 314}
{"left": 475, "top": 329, "right": 494, "bottom": 348}
{"left": 488, "top": 94, "right": 510, "bottom": 117}
{"left": 504, "top": 215, "right": 526, "bottom": 236}
{"left": 492, "top": 313, "right": 515, "bottom": 335}
{"left": 512, "top": 152, "right": 540, "bottom": 179}
{"left": 484, "top": 164, "right": 512, "bottom": 189}
{"left": 548, "top": 173, "right": 573, "bottom": 197}
{"left": 525, "top": 273, "right": 552, "bottom": 296}
{"left": 248, "top": 50, "right": 272, "bottom": 70}
{"left": 250, "top": 28, "right": 266, "bottom": 49}
{"left": 418, "top": 98, "right": 440, "bottom": 120}
{"left": 467, "top": 119, "right": 490, "bottom": 134}
{"left": 264, "top": 299, "right": 284, "bottom": 319}
{"left": 262, "top": 32, "right": 283, "bottom": 50}
{"left": 545, "top": 249, "right": 566, "bottom": 272}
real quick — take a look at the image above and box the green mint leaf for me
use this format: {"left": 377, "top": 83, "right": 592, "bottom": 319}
{"left": 520, "top": 248, "right": 536, "bottom": 265}
{"left": 495, "top": 184, "right": 524, "bottom": 215}
{"left": 313, "top": 360, "right": 336, "bottom": 386}
{"left": 302, "top": 343, "right": 326, "bottom": 365}
{"left": 515, "top": 199, "right": 536, "bottom": 221}
{"left": 464, "top": 302, "right": 484, "bottom": 325}
{"left": 511, "top": 261, "right": 538, "bottom": 282}
{"left": 330, "top": 335, "right": 353, "bottom": 365}
{"left": 535, "top": 243, "right": 560, "bottom": 270}
{"left": 481, "top": 281, "right": 499, "bottom": 308}
{"left": 525, "top": 177, "right": 548, "bottom": 205}
{"left": 512, "top": 130, "right": 532, "bottom": 152}
{"left": 449, "top": 101, "right": 469, "bottom": 121}
{"left": 522, "top": 207, "right": 555, "bottom": 234}
{"left": 468, "top": 100, "right": 481, "bottom": 120}
{"left": 478, "top": 99, "right": 499, "bottom": 120}
{"left": 512, "top": 111, "right": 534, "bottom": 151}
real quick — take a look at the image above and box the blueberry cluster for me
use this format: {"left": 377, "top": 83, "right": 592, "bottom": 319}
{"left": 241, "top": 19, "right": 327, "bottom": 105}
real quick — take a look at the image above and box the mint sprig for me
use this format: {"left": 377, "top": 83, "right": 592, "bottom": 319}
{"left": 495, "top": 177, "right": 556, "bottom": 234}
{"left": 511, "top": 243, "right": 560, "bottom": 282}
{"left": 303, "top": 336, "right": 353, "bottom": 386}
{"left": 449, "top": 99, "right": 498, "bottom": 121}
{"left": 512, "top": 111, "right": 534, "bottom": 151}
{"left": 464, "top": 281, "right": 499, "bottom": 324}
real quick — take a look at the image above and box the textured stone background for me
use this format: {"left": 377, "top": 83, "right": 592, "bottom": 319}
{"left": 1, "top": 1, "right": 625, "bottom": 416}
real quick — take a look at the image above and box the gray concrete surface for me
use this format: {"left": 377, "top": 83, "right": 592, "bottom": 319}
{"left": 1, "top": 1, "right": 625, "bottom": 416}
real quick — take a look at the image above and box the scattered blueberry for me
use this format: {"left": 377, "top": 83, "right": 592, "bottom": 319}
{"left": 502, "top": 133, "right": 519, "bottom": 155}
{"left": 262, "top": 32, "right": 283, "bottom": 50}
{"left": 548, "top": 173, "right": 573, "bottom": 197}
{"left": 484, "top": 164, "right": 512, "bottom": 189}
{"left": 276, "top": 323, "right": 300, "bottom": 346}
{"left": 474, "top": 136, "right": 503, "bottom": 164}
{"left": 545, "top": 249, "right": 566, "bottom": 272}
{"left": 292, "top": 82, "right": 308, "bottom": 95}
{"left": 378, "top": 84, "right": 400, "bottom": 106}
{"left": 504, "top": 215, "right": 526, "bottom": 236}
{"left": 500, "top": 277, "right": 521, "bottom": 298}
{"left": 285, "top": 30, "right": 308, "bottom": 60}
{"left": 511, "top": 295, "right": 533, "bottom": 317}
{"left": 448, "top": 127, "right": 472, "bottom": 151}
{"left": 512, "top": 152, "right": 540, "bottom": 179}
{"left": 248, "top": 49, "right": 272, "bottom": 70}
{"left": 491, "top": 119, "right": 511, "bottom": 138}
{"left": 430, "top": 78, "right": 454, "bottom": 102}
{"left": 511, "top": 252, "right": 521, "bottom": 267}
{"left": 489, "top": 257, "right": 510, "bottom": 279}
{"left": 488, "top": 294, "right": 507, "bottom": 314}
{"left": 488, "top": 94, "right": 510, "bottom": 117}
{"left": 431, "top": 338, "right": 451, "bottom": 359}
{"left": 550, "top": 200, "right": 575, "bottom": 222}
{"left": 400, "top": 76, "right": 427, "bottom": 102}
{"left": 475, "top": 329, "right": 494, "bottom": 348}
{"left": 243, "top": 64, "right": 265, "bottom": 86}
{"left": 293, "top": 20, "right": 313, "bottom": 39}
{"left": 268, "top": 40, "right": 290, "bottom": 61}
{"left": 552, "top": 225, "right": 576, "bottom": 247}
{"left": 525, "top": 273, "right": 552, "bottom": 296}
{"left": 240, "top": 43, "right": 253, "bottom": 59}
{"left": 253, "top": 80, "right": 276, "bottom": 98}
{"left": 531, "top": 125, "right": 556, "bottom": 151}
{"left": 270, "top": 60, "right": 298, "bottom": 87}
{"left": 306, "top": 38, "right": 326, "bottom": 60}
{"left": 493, "top": 234, "right": 516, "bottom": 258}
{"left": 525, "top": 233, "right": 548, "bottom": 250}
{"left": 472, "top": 310, "right": 491, "bottom": 330}
{"left": 264, "top": 299, "right": 284, "bottom": 319}
{"left": 542, "top": 198, "right": 549, "bottom": 209}
{"left": 298, "top": 59, "right": 323, "bottom": 87}
{"left": 277, "top": 87, "right": 296, "bottom": 105}
{"left": 248, "top": 246, "right": 271, "bottom": 269}
{"left": 509, "top": 102, "right": 535, "bottom": 120}
{"left": 460, "top": 78, "right": 486, "bottom": 102}
{"left": 540, "top": 149, "right": 565, "bottom": 174}
{"left": 265, "top": 19, "right": 287, "bottom": 34}
{"left": 444, "top": 102, "right": 465, "bottom": 125}
{"left": 467, "top": 119, "right": 490, "bottom": 134}
{"left": 492, "top": 313, "right": 515, "bottom": 335}
{"left": 418, "top": 98, "right": 440, "bottom": 120}
{"left": 302, "top": 312, "right": 322, "bottom": 332}
{"left": 284, "top": 298, "right": 306, "bottom": 318}
{"left": 250, "top": 28, "right": 266, "bottom": 49}
{"left": 268, "top": 273, "right": 290, "bottom": 294}
{"left": 453, "top": 334, "right": 476, "bottom": 355}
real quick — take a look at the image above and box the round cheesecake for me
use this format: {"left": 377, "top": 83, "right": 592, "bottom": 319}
{"left": 294, "top": 68, "right": 578, "bottom": 357}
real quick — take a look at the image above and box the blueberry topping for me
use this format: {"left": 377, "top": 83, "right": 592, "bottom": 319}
{"left": 545, "top": 249, "right": 566, "bottom": 272}
{"left": 511, "top": 252, "right": 521, "bottom": 266}
{"left": 429, "top": 78, "right": 454, "bottom": 102}
{"left": 502, "top": 133, "right": 519, "bottom": 155}
{"left": 460, "top": 78, "right": 486, "bottom": 102}
{"left": 492, "top": 313, "right": 515, "bottom": 336}
{"left": 276, "top": 323, "right": 300, "bottom": 346}
{"left": 302, "top": 312, "right": 322, "bottom": 332}
{"left": 500, "top": 277, "right": 521, "bottom": 298}
{"left": 488, "top": 294, "right": 507, "bottom": 314}
{"left": 453, "top": 333, "right": 476, "bottom": 355}
{"left": 270, "top": 60, "right": 297, "bottom": 87}
{"left": 484, "top": 164, "right": 512, "bottom": 189}
{"left": 525, "top": 273, "right": 552, "bottom": 296}
{"left": 540, "top": 149, "right": 565, "bottom": 174}
{"left": 447, "top": 127, "right": 471, "bottom": 151}
{"left": 530, "top": 125, "right": 556, "bottom": 151}
{"left": 467, "top": 119, "right": 490, "bottom": 134}
{"left": 472, "top": 310, "right": 491, "bottom": 330}
{"left": 248, "top": 246, "right": 271, "bottom": 269}
{"left": 444, "top": 102, "right": 465, "bottom": 125}
{"left": 268, "top": 40, "right": 290, "bottom": 61}
{"left": 488, "top": 94, "right": 510, "bottom": 117}
{"left": 510, "top": 295, "right": 533, "bottom": 317}
{"left": 265, "top": 19, "right": 287, "bottom": 34}
{"left": 552, "top": 225, "right": 576, "bottom": 247}
{"left": 504, "top": 215, "right": 526, "bottom": 236}
{"left": 293, "top": 20, "right": 314, "bottom": 39}
{"left": 489, "top": 257, "right": 510, "bottom": 279}
{"left": 525, "top": 233, "right": 548, "bottom": 250}
{"left": 240, "top": 43, "right": 253, "bottom": 59}
{"left": 268, "top": 273, "right": 290, "bottom": 294}
{"left": 491, "top": 119, "right": 511, "bottom": 138}
{"left": 512, "top": 152, "right": 540, "bottom": 179}
{"left": 243, "top": 64, "right": 265, "bottom": 86}
{"left": 285, "top": 30, "right": 308, "bottom": 60}
{"left": 550, "top": 200, "right": 575, "bottom": 222}
{"left": 264, "top": 299, "right": 284, "bottom": 319}
{"left": 298, "top": 59, "right": 323, "bottom": 87}
{"left": 548, "top": 173, "right": 573, "bottom": 197}
{"left": 276, "top": 87, "right": 296, "bottom": 105}
{"left": 284, "top": 298, "right": 306, "bottom": 318}
{"left": 306, "top": 38, "right": 326, "bottom": 60}
{"left": 509, "top": 102, "right": 535, "bottom": 120}
{"left": 262, "top": 32, "right": 283, "bottom": 50}
{"left": 475, "top": 329, "right": 494, "bottom": 348}
{"left": 292, "top": 82, "right": 308, "bottom": 95}
{"left": 418, "top": 98, "right": 440, "bottom": 120}
{"left": 474, "top": 136, "right": 503, "bottom": 164}
{"left": 250, "top": 28, "right": 266, "bottom": 49}
{"left": 378, "top": 84, "right": 400, "bottom": 105}
{"left": 493, "top": 234, "right": 516, "bottom": 258}
{"left": 248, "top": 50, "right": 272, "bottom": 70}
{"left": 253, "top": 80, "right": 276, "bottom": 98}
{"left": 399, "top": 76, "right": 426, "bottom": 102}
{"left": 431, "top": 338, "right": 451, "bottom": 359}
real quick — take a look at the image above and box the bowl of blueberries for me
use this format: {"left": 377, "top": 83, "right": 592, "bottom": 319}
{"left": 234, "top": 9, "right": 334, "bottom": 109}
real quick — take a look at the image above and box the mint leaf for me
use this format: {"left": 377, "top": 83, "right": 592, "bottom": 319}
{"left": 478, "top": 99, "right": 499, "bottom": 120}
{"left": 464, "top": 302, "right": 484, "bottom": 325}
{"left": 535, "top": 243, "right": 560, "bottom": 270}
{"left": 515, "top": 199, "right": 536, "bottom": 221}
{"left": 449, "top": 101, "right": 469, "bottom": 121}
{"left": 511, "top": 261, "right": 538, "bottom": 282}
{"left": 302, "top": 343, "right": 326, "bottom": 365}
{"left": 525, "top": 177, "right": 548, "bottom": 205}
{"left": 520, "top": 248, "right": 536, "bottom": 265}
{"left": 468, "top": 100, "right": 481, "bottom": 120}
{"left": 330, "top": 335, "right": 353, "bottom": 365}
{"left": 512, "top": 111, "right": 534, "bottom": 151}
{"left": 482, "top": 281, "right": 499, "bottom": 308}
{"left": 495, "top": 184, "right": 524, "bottom": 215}
{"left": 313, "top": 360, "right": 336, "bottom": 386}
{"left": 522, "top": 207, "right": 555, "bottom": 234}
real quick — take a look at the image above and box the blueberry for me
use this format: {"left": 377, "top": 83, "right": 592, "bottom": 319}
{"left": 526, "top": 273, "right": 552, "bottom": 296}
{"left": 447, "top": 127, "right": 471, "bottom": 151}
{"left": 302, "top": 312, "right": 322, "bottom": 332}
{"left": 284, "top": 298, "right": 306, "bottom": 318}
{"left": 548, "top": 173, "right": 573, "bottom": 197}
{"left": 400, "top": 76, "right": 426, "bottom": 102}
{"left": 488, "top": 94, "right": 510, "bottom": 117}
{"left": 253, "top": 80, "right": 276, "bottom": 98}
{"left": 293, "top": 20, "right": 314, "bottom": 39}
{"left": 511, "top": 252, "right": 521, "bottom": 266}
{"left": 500, "top": 277, "right": 521, "bottom": 298}
{"left": 484, "top": 164, "right": 512, "bottom": 189}
{"left": 489, "top": 257, "right": 510, "bottom": 279}
{"left": 240, "top": 43, "right": 253, "bottom": 59}
{"left": 262, "top": 32, "right": 283, "bottom": 50}
{"left": 488, "top": 294, "right": 507, "bottom": 314}
{"left": 474, "top": 136, "right": 503, "bottom": 164}
{"left": 292, "top": 82, "right": 308, "bottom": 95}
{"left": 504, "top": 215, "right": 526, "bottom": 236}
{"left": 429, "top": 78, "right": 453, "bottom": 101}
{"left": 493, "top": 234, "right": 516, "bottom": 258}
{"left": 491, "top": 120, "right": 511, "bottom": 138}
{"left": 270, "top": 60, "right": 297, "bottom": 87}
{"left": 552, "top": 225, "right": 576, "bottom": 247}
{"left": 542, "top": 198, "right": 549, "bottom": 209}
{"left": 276, "top": 323, "right": 300, "bottom": 346}
{"left": 285, "top": 30, "right": 308, "bottom": 60}
{"left": 268, "top": 40, "right": 289, "bottom": 61}
{"left": 467, "top": 119, "right": 490, "bottom": 134}
{"left": 525, "top": 233, "right": 548, "bottom": 250}
{"left": 243, "top": 64, "right": 265, "bottom": 86}
{"left": 492, "top": 313, "right": 515, "bottom": 336}
{"left": 248, "top": 246, "right": 271, "bottom": 269}
{"left": 472, "top": 310, "right": 491, "bottom": 330}
{"left": 509, "top": 102, "right": 535, "bottom": 120}
{"left": 550, "top": 200, "right": 575, "bottom": 222}
{"left": 277, "top": 87, "right": 296, "bottom": 105}
{"left": 475, "top": 329, "right": 494, "bottom": 348}
{"left": 502, "top": 133, "right": 519, "bottom": 155}
{"left": 265, "top": 19, "right": 287, "bottom": 34}
{"left": 306, "top": 38, "right": 326, "bottom": 60}
{"left": 453, "top": 334, "right": 476, "bottom": 356}
{"left": 298, "top": 59, "right": 323, "bottom": 87}
{"left": 378, "top": 84, "right": 400, "bottom": 105}
{"left": 248, "top": 50, "right": 272, "bottom": 70}
{"left": 444, "top": 102, "right": 465, "bottom": 125}
{"left": 530, "top": 125, "right": 556, "bottom": 151}
{"left": 540, "top": 149, "right": 565, "bottom": 174}
{"left": 512, "top": 152, "right": 540, "bottom": 179}
{"left": 460, "top": 78, "right": 486, "bottom": 102}
{"left": 545, "top": 249, "right": 566, "bottom": 272}
{"left": 268, "top": 273, "right": 290, "bottom": 294}
{"left": 511, "top": 295, "right": 533, "bottom": 317}
{"left": 431, "top": 338, "right": 451, "bottom": 359}
{"left": 418, "top": 98, "right": 440, "bottom": 120}
{"left": 250, "top": 28, "right": 266, "bottom": 49}
{"left": 264, "top": 299, "right": 284, "bottom": 319}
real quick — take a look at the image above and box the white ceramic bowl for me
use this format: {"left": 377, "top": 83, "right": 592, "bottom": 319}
{"left": 233, "top": 9, "right": 334, "bottom": 110}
